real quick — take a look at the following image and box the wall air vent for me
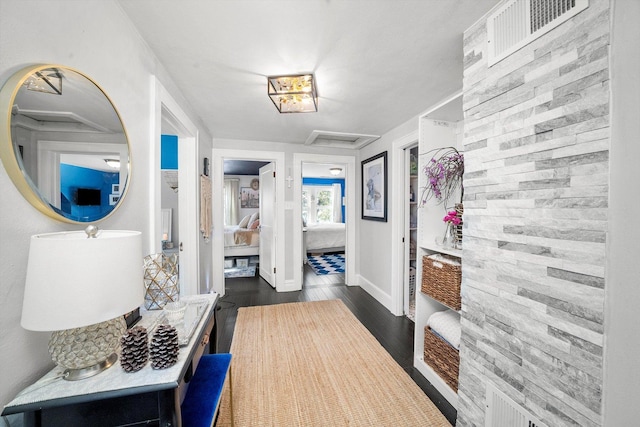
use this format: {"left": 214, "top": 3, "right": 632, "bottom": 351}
{"left": 487, "top": 0, "right": 588, "bottom": 66}
{"left": 485, "top": 383, "right": 549, "bottom": 427}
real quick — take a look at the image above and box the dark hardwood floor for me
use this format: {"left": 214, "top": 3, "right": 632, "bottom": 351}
{"left": 215, "top": 266, "right": 457, "bottom": 425}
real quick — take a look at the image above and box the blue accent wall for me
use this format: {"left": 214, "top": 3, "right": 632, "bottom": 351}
{"left": 302, "top": 177, "right": 345, "bottom": 223}
{"left": 161, "top": 134, "right": 178, "bottom": 170}
{"left": 60, "top": 164, "right": 119, "bottom": 221}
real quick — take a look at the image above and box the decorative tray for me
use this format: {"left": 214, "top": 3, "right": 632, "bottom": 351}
{"left": 148, "top": 299, "right": 210, "bottom": 346}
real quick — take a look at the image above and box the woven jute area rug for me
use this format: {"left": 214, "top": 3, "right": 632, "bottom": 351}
{"left": 216, "top": 299, "right": 450, "bottom": 426}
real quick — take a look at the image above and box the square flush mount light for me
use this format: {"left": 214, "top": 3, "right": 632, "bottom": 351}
{"left": 267, "top": 74, "right": 318, "bottom": 113}
{"left": 23, "top": 69, "right": 63, "bottom": 95}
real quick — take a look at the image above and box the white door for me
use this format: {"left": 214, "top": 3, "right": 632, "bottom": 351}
{"left": 259, "top": 163, "right": 276, "bottom": 288}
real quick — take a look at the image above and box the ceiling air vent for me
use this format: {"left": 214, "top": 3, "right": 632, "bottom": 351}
{"left": 305, "top": 130, "right": 379, "bottom": 150}
{"left": 487, "top": 0, "right": 588, "bottom": 66}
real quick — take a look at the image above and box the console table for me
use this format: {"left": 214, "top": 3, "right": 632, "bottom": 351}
{"left": 2, "top": 293, "right": 219, "bottom": 427}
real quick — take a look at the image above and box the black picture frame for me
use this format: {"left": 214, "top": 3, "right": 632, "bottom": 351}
{"left": 361, "top": 151, "right": 387, "bottom": 222}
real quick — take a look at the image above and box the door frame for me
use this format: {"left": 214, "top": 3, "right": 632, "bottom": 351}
{"left": 390, "top": 130, "right": 419, "bottom": 316}
{"left": 292, "top": 153, "right": 357, "bottom": 288}
{"left": 151, "top": 77, "right": 199, "bottom": 297}
{"left": 211, "top": 149, "right": 285, "bottom": 295}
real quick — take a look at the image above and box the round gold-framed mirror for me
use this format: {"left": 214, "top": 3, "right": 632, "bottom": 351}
{"left": 0, "top": 64, "right": 130, "bottom": 223}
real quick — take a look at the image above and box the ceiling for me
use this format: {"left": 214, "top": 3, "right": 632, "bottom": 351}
{"left": 223, "top": 160, "right": 269, "bottom": 176}
{"left": 118, "top": 0, "right": 498, "bottom": 146}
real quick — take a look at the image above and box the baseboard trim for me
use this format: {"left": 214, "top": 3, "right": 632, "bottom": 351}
{"left": 357, "top": 274, "right": 393, "bottom": 313}
{"left": 278, "top": 278, "right": 300, "bottom": 293}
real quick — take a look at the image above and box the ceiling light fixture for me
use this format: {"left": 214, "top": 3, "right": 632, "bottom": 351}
{"left": 329, "top": 167, "right": 342, "bottom": 176}
{"left": 267, "top": 74, "right": 318, "bottom": 113}
{"left": 23, "top": 69, "right": 62, "bottom": 95}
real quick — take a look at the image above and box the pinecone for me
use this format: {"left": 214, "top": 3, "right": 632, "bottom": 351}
{"left": 149, "top": 324, "right": 179, "bottom": 369}
{"left": 120, "top": 326, "right": 149, "bottom": 373}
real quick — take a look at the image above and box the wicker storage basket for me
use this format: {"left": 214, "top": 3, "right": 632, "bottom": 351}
{"left": 424, "top": 326, "right": 459, "bottom": 391}
{"left": 421, "top": 254, "right": 461, "bottom": 310}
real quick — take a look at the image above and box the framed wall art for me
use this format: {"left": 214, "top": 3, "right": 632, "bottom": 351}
{"left": 240, "top": 187, "right": 259, "bottom": 208}
{"left": 361, "top": 151, "right": 387, "bottom": 222}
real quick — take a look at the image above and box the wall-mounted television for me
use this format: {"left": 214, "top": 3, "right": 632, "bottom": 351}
{"left": 76, "top": 188, "right": 101, "bottom": 206}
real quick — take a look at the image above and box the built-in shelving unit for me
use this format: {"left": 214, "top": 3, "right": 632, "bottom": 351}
{"left": 413, "top": 94, "right": 463, "bottom": 409}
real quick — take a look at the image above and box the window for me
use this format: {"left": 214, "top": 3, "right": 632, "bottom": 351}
{"left": 302, "top": 185, "right": 334, "bottom": 224}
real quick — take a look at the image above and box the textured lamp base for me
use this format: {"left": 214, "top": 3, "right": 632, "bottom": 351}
{"left": 49, "top": 317, "right": 126, "bottom": 381}
{"left": 64, "top": 352, "right": 118, "bottom": 381}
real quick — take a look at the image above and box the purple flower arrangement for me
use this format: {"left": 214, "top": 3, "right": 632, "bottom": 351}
{"left": 420, "top": 147, "right": 464, "bottom": 207}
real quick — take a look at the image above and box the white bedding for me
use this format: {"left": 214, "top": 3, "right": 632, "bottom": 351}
{"left": 305, "top": 222, "right": 345, "bottom": 252}
{"left": 224, "top": 225, "right": 260, "bottom": 248}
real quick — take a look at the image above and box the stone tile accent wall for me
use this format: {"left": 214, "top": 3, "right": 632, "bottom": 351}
{"left": 458, "top": 1, "right": 610, "bottom": 426}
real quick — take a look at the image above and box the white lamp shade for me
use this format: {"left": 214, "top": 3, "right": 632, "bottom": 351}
{"left": 21, "top": 230, "right": 143, "bottom": 331}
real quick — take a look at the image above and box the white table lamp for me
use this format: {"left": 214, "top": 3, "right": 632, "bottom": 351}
{"left": 21, "top": 226, "right": 143, "bottom": 380}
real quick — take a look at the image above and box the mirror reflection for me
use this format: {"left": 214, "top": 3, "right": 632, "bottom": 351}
{"left": 1, "top": 65, "right": 129, "bottom": 223}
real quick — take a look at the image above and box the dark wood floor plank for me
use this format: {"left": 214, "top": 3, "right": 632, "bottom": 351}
{"left": 218, "top": 274, "right": 457, "bottom": 425}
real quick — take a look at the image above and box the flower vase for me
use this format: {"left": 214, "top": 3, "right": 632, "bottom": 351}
{"left": 441, "top": 223, "right": 456, "bottom": 249}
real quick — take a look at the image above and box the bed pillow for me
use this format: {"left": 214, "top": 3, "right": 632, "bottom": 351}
{"left": 238, "top": 215, "right": 251, "bottom": 228}
{"left": 249, "top": 220, "right": 260, "bottom": 230}
{"left": 248, "top": 212, "right": 259, "bottom": 225}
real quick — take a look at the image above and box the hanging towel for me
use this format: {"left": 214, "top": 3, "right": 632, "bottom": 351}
{"left": 200, "top": 174, "right": 212, "bottom": 239}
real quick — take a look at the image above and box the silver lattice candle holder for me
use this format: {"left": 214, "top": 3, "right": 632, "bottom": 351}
{"left": 143, "top": 253, "right": 179, "bottom": 310}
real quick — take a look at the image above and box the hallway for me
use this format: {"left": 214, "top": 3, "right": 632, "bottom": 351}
{"left": 215, "top": 275, "right": 457, "bottom": 424}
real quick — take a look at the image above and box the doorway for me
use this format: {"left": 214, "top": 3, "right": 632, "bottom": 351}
{"left": 221, "top": 159, "right": 271, "bottom": 287}
{"left": 293, "top": 153, "right": 357, "bottom": 290}
{"left": 301, "top": 162, "right": 347, "bottom": 288}
{"left": 390, "top": 130, "right": 419, "bottom": 316}
{"left": 405, "top": 145, "right": 419, "bottom": 320}
{"left": 212, "top": 149, "right": 286, "bottom": 296}
{"left": 160, "top": 135, "right": 179, "bottom": 258}
{"left": 153, "top": 77, "right": 200, "bottom": 297}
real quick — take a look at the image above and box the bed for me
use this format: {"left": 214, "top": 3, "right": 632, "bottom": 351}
{"left": 304, "top": 222, "right": 346, "bottom": 254}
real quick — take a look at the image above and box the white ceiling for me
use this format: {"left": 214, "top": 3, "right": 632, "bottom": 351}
{"left": 117, "top": 0, "right": 498, "bottom": 145}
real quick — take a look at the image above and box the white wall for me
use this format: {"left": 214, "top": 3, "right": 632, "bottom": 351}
{"left": 0, "top": 0, "right": 211, "bottom": 410}
{"left": 357, "top": 116, "right": 420, "bottom": 310}
{"left": 603, "top": 0, "right": 640, "bottom": 424}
